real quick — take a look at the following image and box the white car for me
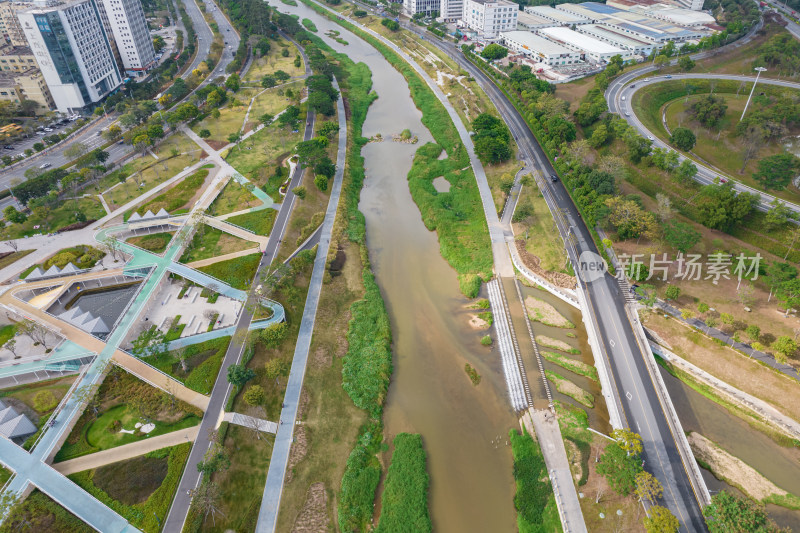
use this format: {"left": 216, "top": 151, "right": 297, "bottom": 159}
{"left": 39, "top": 162, "right": 51, "bottom": 169}
{"left": 647, "top": 135, "right": 655, "bottom": 141}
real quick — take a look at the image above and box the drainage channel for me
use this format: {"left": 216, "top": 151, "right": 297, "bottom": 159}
{"left": 512, "top": 277, "right": 555, "bottom": 411}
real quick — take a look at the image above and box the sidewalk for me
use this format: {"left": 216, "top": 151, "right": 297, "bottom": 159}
{"left": 52, "top": 426, "right": 200, "bottom": 475}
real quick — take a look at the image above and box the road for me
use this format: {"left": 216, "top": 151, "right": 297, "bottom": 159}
{"left": 607, "top": 72, "right": 800, "bottom": 215}
{"left": 0, "top": 0, "right": 239, "bottom": 189}
{"left": 410, "top": 30, "right": 709, "bottom": 531}
{"left": 162, "top": 41, "right": 313, "bottom": 532}
{"left": 764, "top": 1, "right": 800, "bottom": 39}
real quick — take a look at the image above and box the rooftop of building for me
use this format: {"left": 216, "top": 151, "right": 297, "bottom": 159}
{"left": 538, "top": 25, "right": 625, "bottom": 54}
{"left": 516, "top": 11, "right": 553, "bottom": 25}
{"left": 501, "top": 30, "right": 578, "bottom": 55}
{"left": 524, "top": 5, "right": 591, "bottom": 23}
{"left": 579, "top": 23, "right": 656, "bottom": 47}
{"left": 0, "top": 44, "right": 33, "bottom": 56}
{"left": 0, "top": 67, "right": 40, "bottom": 85}
{"left": 556, "top": 2, "right": 707, "bottom": 38}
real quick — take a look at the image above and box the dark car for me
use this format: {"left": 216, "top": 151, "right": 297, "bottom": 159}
{"left": 550, "top": 174, "right": 558, "bottom": 182}
{"left": 3, "top": 145, "right": 12, "bottom": 150}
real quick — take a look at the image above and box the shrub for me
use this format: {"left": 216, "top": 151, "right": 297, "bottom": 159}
{"left": 314, "top": 174, "right": 329, "bottom": 191}
{"left": 260, "top": 322, "right": 288, "bottom": 349}
{"left": 374, "top": 434, "right": 431, "bottom": 532}
{"left": 33, "top": 390, "right": 58, "bottom": 412}
{"left": 243, "top": 385, "right": 265, "bottom": 405}
{"left": 292, "top": 185, "right": 307, "bottom": 199}
{"left": 698, "top": 302, "right": 710, "bottom": 313}
{"left": 664, "top": 285, "right": 681, "bottom": 300}
{"left": 480, "top": 335, "right": 492, "bottom": 346}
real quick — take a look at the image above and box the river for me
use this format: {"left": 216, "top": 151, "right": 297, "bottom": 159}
{"left": 276, "top": 4, "right": 518, "bottom": 531}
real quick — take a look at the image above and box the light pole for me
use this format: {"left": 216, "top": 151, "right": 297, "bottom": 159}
{"left": 741, "top": 67, "right": 767, "bottom": 121}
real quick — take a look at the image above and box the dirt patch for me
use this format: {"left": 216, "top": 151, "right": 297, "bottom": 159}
{"left": 205, "top": 140, "right": 228, "bottom": 151}
{"left": 516, "top": 240, "right": 576, "bottom": 289}
{"left": 688, "top": 432, "right": 786, "bottom": 501}
{"left": 536, "top": 335, "right": 578, "bottom": 354}
{"left": 93, "top": 455, "right": 168, "bottom": 505}
{"left": 564, "top": 439, "right": 584, "bottom": 483}
{"left": 291, "top": 482, "right": 329, "bottom": 533}
{"left": 468, "top": 314, "right": 489, "bottom": 330}
{"left": 286, "top": 425, "right": 308, "bottom": 484}
{"left": 525, "top": 296, "right": 574, "bottom": 328}
{"left": 432, "top": 176, "right": 451, "bottom": 193}
{"left": 312, "top": 346, "right": 331, "bottom": 368}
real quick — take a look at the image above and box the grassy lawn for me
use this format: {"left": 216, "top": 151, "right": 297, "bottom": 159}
{"left": 0, "top": 375, "right": 75, "bottom": 449}
{"left": 150, "top": 337, "right": 231, "bottom": 395}
{"left": 226, "top": 122, "right": 302, "bottom": 187}
{"left": 248, "top": 81, "right": 304, "bottom": 121}
{"left": 198, "top": 425, "right": 275, "bottom": 532}
{"left": 631, "top": 80, "right": 800, "bottom": 202}
{"left": 126, "top": 168, "right": 209, "bottom": 219}
{"left": 0, "top": 249, "right": 34, "bottom": 270}
{"left": 55, "top": 369, "right": 203, "bottom": 462}
{"left": 0, "top": 490, "right": 93, "bottom": 533}
{"left": 0, "top": 324, "right": 15, "bottom": 347}
{"left": 226, "top": 209, "right": 278, "bottom": 236}
{"left": 0, "top": 197, "right": 105, "bottom": 239}
{"left": 242, "top": 37, "right": 304, "bottom": 82}
{"left": 209, "top": 180, "right": 263, "bottom": 216}
{"left": 126, "top": 231, "right": 175, "bottom": 253}
{"left": 514, "top": 181, "right": 569, "bottom": 273}
{"left": 485, "top": 157, "right": 522, "bottom": 215}
{"left": 509, "top": 426, "right": 562, "bottom": 533}
{"left": 196, "top": 252, "right": 260, "bottom": 290}
{"left": 69, "top": 443, "right": 191, "bottom": 533}
{"left": 180, "top": 225, "right": 258, "bottom": 263}
{"left": 192, "top": 96, "right": 253, "bottom": 145}
{"left": 101, "top": 153, "right": 198, "bottom": 211}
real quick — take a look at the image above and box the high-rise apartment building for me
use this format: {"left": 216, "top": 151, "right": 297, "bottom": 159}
{"left": 463, "top": 0, "right": 518, "bottom": 39}
{"left": 96, "top": 0, "right": 154, "bottom": 74}
{"left": 0, "top": 1, "right": 34, "bottom": 47}
{"left": 18, "top": 0, "right": 122, "bottom": 112}
{"left": 439, "top": 0, "right": 463, "bottom": 22}
{"left": 0, "top": 67, "right": 54, "bottom": 113}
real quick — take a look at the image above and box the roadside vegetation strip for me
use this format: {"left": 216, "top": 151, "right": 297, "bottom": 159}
{"left": 545, "top": 370, "right": 594, "bottom": 408}
{"left": 542, "top": 351, "right": 598, "bottom": 382}
{"left": 1, "top": 490, "right": 94, "bottom": 533}
{"left": 0, "top": 249, "right": 34, "bottom": 270}
{"left": 375, "top": 433, "right": 431, "bottom": 533}
{"left": 195, "top": 252, "right": 261, "bottom": 290}
{"left": 68, "top": 443, "right": 191, "bottom": 533}
{"left": 525, "top": 296, "right": 575, "bottom": 328}
{"left": 301, "top": 0, "right": 492, "bottom": 298}
{"left": 510, "top": 427, "right": 562, "bottom": 533}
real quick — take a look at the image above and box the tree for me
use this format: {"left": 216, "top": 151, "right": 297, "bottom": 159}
{"left": 752, "top": 153, "right": 800, "bottom": 191}
{"left": 766, "top": 261, "right": 797, "bottom": 301}
{"left": 612, "top": 428, "right": 643, "bottom": 455}
{"left": 100, "top": 236, "right": 123, "bottom": 262}
{"left": 670, "top": 127, "right": 696, "bottom": 151}
{"left": 259, "top": 113, "right": 274, "bottom": 127}
{"left": 4, "top": 338, "right": 18, "bottom": 359}
{"left": 18, "top": 319, "right": 51, "bottom": 350}
{"left": 190, "top": 480, "right": 224, "bottom": 525}
{"left": 655, "top": 193, "right": 673, "bottom": 222}
{"left": 292, "top": 185, "right": 306, "bottom": 199}
{"left": 690, "top": 94, "right": 727, "bottom": 128}
{"left": 3, "top": 206, "right": 26, "bottom": 224}
{"left": 653, "top": 55, "right": 669, "bottom": 69}
{"left": 225, "top": 73, "right": 240, "bottom": 93}
{"left": 679, "top": 56, "right": 696, "bottom": 71}
{"left": 226, "top": 363, "right": 255, "bottom": 387}
{"left": 596, "top": 442, "right": 642, "bottom": 496}
{"left": 3, "top": 240, "right": 16, "bottom": 253}
{"left": 776, "top": 279, "right": 800, "bottom": 311}
{"left": 131, "top": 326, "right": 167, "bottom": 358}
{"left": 243, "top": 405, "right": 268, "bottom": 440}
{"left": 764, "top": 198, "right": 793, "bottom": 230}
{"left": 133, "top": 134, "right": 151, "bottom": 156}
{"left": 644, "top": 505, "right": 679, "bottom": 533}
{"left": 675, "top": 159, "right": 697, "bottom": 184}
{"left": 604, "top": 196, "right": 657, "bottom": 241}
{"left": 199, "top": 129, "right": 211, "bottom": 139}
{"left": 665, "top": 285, "right": 681, "bottom": 300}
{"left": 153, "top": 35, "right": 166, "bottom": 53}
{"left": 663, "top": 220, "right": 700, "bottom": 253}
{"left": 746, "top": 324, "right": 761, "bottom": 342}
{"left": 634, "top": 471, "right": 663, "bottom": 504}
{"left": 481, "top": 43, "right": 508, "bottom": 60}
{"left": 695, "top": 184, "right": 756, "bottom": 231}
{"left": 277, "top": 105, "right": 301, "bottom": 129}
{"left": 381, "top": 18, "right": 399, "bottom": 30}
{"left": 703, "top": 491, "right": 784, "bottom": 533}
{"left": 63, "top": 142, "right": 88, "bottom": 160}
{"left": 243, "top": 384, "right": 265, "bottom": 405}
{"left": 261, "top": 75, "right": 276, "bottom": 88}
{"left": 626, "top": 134, "right": 652, "bottom": 163}
{"left": 772, "top": 336, "right": 798, "bottom": 362}
{"left": 265, "top": 358, "right": 290, "bottom": 384}
{"left": 589, "top": 124, "right": 609, "bottom": 148}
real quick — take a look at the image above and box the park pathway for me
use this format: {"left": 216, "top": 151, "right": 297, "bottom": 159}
{"left": 52, "top": 426, "right": 200, "bottom": 475}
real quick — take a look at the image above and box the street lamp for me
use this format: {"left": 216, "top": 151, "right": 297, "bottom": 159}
{"left": 741, "top": 67, "right": 767, "bottom": 121}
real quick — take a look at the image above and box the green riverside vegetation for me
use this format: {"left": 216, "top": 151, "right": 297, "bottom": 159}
{"left": 510, "top": 428, "right": 561, "bottom": 533}
{"left": 375, "top": 433, "right": 432, "bottom": 533}
{"left": 542, "top": 351, "right": 598, "bottom": 381}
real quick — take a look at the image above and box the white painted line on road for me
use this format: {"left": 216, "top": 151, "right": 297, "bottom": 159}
{"left": 626, "top": 391, "right": 633, "bottom": 400}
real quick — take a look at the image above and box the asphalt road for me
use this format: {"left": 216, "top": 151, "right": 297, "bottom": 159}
{"left": 162, "top": 42, "right": 313, "bottom": 533}
{"left": 414, "top": 32, "right": 708, "bottom": 531}
{"left": 607, "top": 72, "right": 800, "bottom": 215}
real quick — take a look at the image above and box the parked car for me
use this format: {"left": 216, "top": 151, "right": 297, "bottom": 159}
{"left": 3, "top": 145, "right": 12, "bottom": 150}
{"left": 550, "top": 174, "right": 558, "bottom": 182}
{"left": 39, "top": 162, "right": 51, "bottom": 169}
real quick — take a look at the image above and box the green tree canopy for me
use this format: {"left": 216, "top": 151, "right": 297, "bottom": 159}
{"left": 703, "top": 491, "right": 784, "bottom": 533}
{"left": 663, "top": 220, "right": 701, "bottom": 253}
{"left": 690, "top": 94, "right": 728, "bottom": 128}
{"left": 670, "top": 127, "right": 696, "bottom": 151}
{"left": 481, "top": 43, "right": 508, "bottom": 60}
{"left": 695, "top": 184, "right": 756, "bottom": 231}
{"left": 753, "top": 153, "right": 800, "bottom": 191}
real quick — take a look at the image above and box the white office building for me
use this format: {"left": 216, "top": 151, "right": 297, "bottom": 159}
{"left": 97, "top": 0, "right": 155, "bottom": 74}
{"left": 18, "top": 0, "right": 121, "bottom": 113}
{"left": 501, "top": 31, "right": 582, "bottom": 65}
{"left": 440, "top": 0, "right": 463, "bottom": 21}
{"left": 404, "top": 0, "right": 440, "bottom": 16}
{"left": 462, "top": 0, "right": 518, "bottom": 39}
{"left": 538, "top": 26, "right": 625, "bottom": 62}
